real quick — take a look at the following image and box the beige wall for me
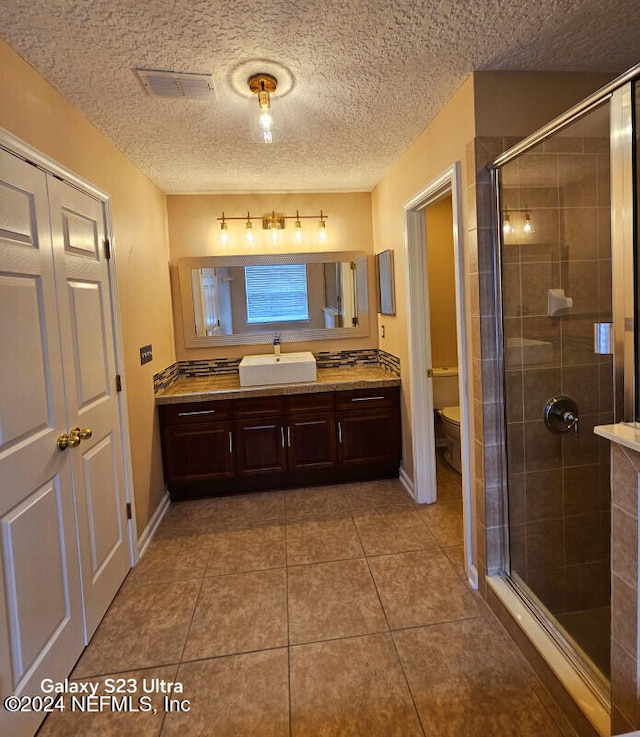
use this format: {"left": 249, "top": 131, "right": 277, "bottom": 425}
{"left": 371, "top": 76, "right": 476, "bottom": 485}
{"left": 474, "top": 71, "right": 614, "bottom": 139}
{"left": 166, "top": 192, "right": 377, "bottom": 360}
{"left": 0, "top": 39, "right": 175, "bottom": 537}
{"left": 426, "top": 195, "right": 458, "bottom": 369}
{"left": 371, "top": 69, "right": 615, "bottom": 483}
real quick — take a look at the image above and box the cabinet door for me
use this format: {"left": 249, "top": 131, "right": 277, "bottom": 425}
{"left": 162, "top": 420, "right": 234, "bottom": 483}
{"left": 336, "top": 407, "right": 401, "bottom": 467}
{"left": 234, "top": 417, "right": 287, "bottom": 476}
{"left": 287, "top": 412, "right": 337, "bottom": 471}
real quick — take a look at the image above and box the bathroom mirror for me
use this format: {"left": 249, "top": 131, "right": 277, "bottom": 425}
{"left": 376, "top": 249, "right": 396, "bottom": 315}
{"left": 178, "top": 251, "right": 369, "bottom": 347}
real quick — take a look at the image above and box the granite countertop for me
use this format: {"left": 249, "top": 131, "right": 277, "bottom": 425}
{"left": 155, "top": 366, "right": 400, "bottom": 404}
{"left": 594, "top": 422, "right": 640, "bottom": 453}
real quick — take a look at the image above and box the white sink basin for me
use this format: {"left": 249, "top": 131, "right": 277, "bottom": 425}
{"left": 239, "top": 351, "right": 317, "bottom": 387}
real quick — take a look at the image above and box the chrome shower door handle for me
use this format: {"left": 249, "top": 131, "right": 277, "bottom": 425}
{"left": 594, "top": 322, "right": 614, "bottom": 355}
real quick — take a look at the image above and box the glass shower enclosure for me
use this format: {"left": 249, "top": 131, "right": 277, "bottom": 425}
{"left": 493, "top": 81, "right": 637, "bottom": 690}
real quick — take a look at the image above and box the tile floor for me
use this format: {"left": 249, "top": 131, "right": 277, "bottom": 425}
{"left": 37, "top": 453, "right": 578, "bottom": 737}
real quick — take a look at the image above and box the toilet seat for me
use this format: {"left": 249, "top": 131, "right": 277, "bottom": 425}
{"left": 440, "top": 406, "right": 460, "bottom": 426}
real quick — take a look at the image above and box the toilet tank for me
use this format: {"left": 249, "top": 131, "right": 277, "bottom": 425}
{"left": 432, "top": 367, "right": 459, "bottom": 409}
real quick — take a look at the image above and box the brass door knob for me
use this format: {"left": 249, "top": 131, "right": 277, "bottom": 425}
{"left": 71, "top": 427, "right": 92, "bottom": 441}
{"left": 57, "top": 433, "right": 81, "bottom": 451}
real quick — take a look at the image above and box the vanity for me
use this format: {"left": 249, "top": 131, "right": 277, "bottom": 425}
{"left": 157, "top": 248, "right": 401, "bottom": 500}
{"left": 156, "top": 368, "right": 401, "bottom": 501}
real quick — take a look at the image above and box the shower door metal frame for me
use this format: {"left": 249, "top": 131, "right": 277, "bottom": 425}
{"left": 610, "top": 84, "right": 636, "bottom": 423}
{"left": 490, "top": 68, "right": 639, "bottom": 696}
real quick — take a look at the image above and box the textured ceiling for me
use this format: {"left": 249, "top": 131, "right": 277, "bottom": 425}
{"left": 2, "top": 0, "right": 640, "bottom": 193}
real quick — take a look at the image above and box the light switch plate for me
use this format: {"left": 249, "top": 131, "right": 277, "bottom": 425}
{"left": 140, "top": 344, "right": 152, "bottom": 365}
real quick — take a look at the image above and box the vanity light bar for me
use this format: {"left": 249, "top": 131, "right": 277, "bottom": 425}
{"left": 217, "top": 209, "right": 328, "bottom": 231}
{"left": 501, "top": 208, "right": 534, "bottom": 235}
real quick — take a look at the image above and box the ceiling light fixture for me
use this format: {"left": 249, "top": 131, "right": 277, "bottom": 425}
{"left": 248, "top": 73, "right": 284, "bottom": 144}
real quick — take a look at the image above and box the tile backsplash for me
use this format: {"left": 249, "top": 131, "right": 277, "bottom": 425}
{"left": 153, "top": 349, "right": 400, "bottom": 393}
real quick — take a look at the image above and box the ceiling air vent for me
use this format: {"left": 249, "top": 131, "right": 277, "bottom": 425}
{"left": 134, "top": 68, "right": 213, "bottom": 99}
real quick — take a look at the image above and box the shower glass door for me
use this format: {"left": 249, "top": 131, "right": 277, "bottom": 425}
{"left": 498, "top": 99, "right": 613, "bottom": 680}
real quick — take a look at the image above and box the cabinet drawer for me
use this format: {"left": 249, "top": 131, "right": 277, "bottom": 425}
{"left": 233, "top": 395, "right": 284, "bottom": 418}
{"left": 285, "top": 391, "right": 334, "bottom": 415}
{"left": 159, "top": 400, "right": 231, "bottom": 425}
{"left": 335, "top": 386, "right": 399, "bottom": 410}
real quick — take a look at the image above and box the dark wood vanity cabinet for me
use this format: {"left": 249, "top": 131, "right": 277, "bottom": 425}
{"left": 159, "top": 401, "right": 235, "bottom": 489}
{"left": 336, "top": 388, "right": 402, "bottom": 471}
{"left": 159, "top": 386, "right": 400, "bottom": 500}
{"left": 233, "top": 396, "right": 287, "bottom": 479}
{"left": 285, "top": 392, "right": 338, "bottom": 475}
{"left": 287, "top": 412, "right": 337, "bottom": 471}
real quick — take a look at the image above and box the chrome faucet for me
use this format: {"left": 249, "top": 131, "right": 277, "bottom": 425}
{"left": 273, "top": 336, "right": 281, "bottom": 360}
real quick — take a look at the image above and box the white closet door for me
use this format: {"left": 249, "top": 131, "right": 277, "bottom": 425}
{"left": 48, "top": 178, "right": 130, "bottom": 640}
{"left": 0, "top": 150, "right": 84, "bottom": 737}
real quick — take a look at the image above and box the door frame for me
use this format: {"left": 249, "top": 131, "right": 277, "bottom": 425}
{"left": 403, "top": 161, "right": 476, "bottom": 588}
{"left": 1, "top": 127, "right": 139, "bottom": 566}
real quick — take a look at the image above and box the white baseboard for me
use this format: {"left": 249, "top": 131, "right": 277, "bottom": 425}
{"left": 399, "top": 466, "right": 415, "bottom": 501}
{"left": 136, "top": 490, "right": 170, "bottom": 559}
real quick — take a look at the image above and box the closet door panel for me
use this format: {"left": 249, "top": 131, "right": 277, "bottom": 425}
{"left": 49, "top": 178, "right": 130, "bottom": 640}
{"left": 0, "top": 149, "right": 84, "bottom": 737}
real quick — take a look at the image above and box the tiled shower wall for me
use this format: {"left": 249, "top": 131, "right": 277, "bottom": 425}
{"left": 467, "top": 135, "right": 513, "bottom": 591}
{"left": 468, "top": 133, "right": 627, "bottom": 735}
{"left": 500, "top": 135, "right": 612, "bottom": 665}
{"left": 609, "top": 443, "right": 640, "bottom": 734}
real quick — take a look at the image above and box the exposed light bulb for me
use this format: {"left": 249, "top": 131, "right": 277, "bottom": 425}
{"left": 259, "top": 112, "right": 274, "bottom": 144}
{"left": 318, "top": 222, "right": 327, "bottom": 243}
{"left": 318, "top": 211, "right": 327, "bottom": 242}
{"left": 502, "top": 213, "right": 511, "bottom": 234}
{"left": 220, "top": 216, "right": 228, "bottom": 244}
{"left": 248, "top": 74, "right": 284, "bottom": 144}
{"left": 258, "top": 89, "right": 270, "bottom": 111}
{"left": 523, "top": 212, "right": 533, "bottom": 234}
{"left": 246, "top": 222, "right": 254, "bottom": 243}
{"left": 295, "top": 211, "right": 302, "bottom": 242}
{"left": 259, "top": 111, "right": 273, "bottom": 129}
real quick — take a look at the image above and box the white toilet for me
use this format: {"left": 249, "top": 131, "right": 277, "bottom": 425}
{"left": 432, "top": 367, "right": 462, "bottom": 473}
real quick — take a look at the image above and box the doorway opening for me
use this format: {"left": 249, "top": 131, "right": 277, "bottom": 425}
{"left": 403, "top": 163, "right": 476, "bottom": 588}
